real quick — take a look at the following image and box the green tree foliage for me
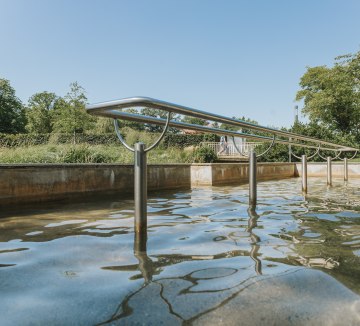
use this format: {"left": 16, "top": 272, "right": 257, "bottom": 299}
{"left": 0, "top": 78, "right": 26, "bottom": 133}
{"left": 94, "top": 117, "right": 115, "bottom": 134}
{"left": 122, "top": 108, "right": 145, "bottom": 131}
{"left": 52, "top": 82, "right": 95, "bottom": 133}
{"left": 296, "top": 51, "right": 360, "bottom": 139}
{"left": 220, "top": 116, "right": 258, "bottom": 133}
{"left": 25, "top": 91, "right": 60, "bottom": 133}
{"left": 192, "top": 146, "right": 217, "bottom": 163}
{"left": 138, "top": 107, "right": 181, "bottom": 133}
{"left": 181, "top": 115, "right": 207, "bottom": 126}
{"left": 140, "top": 107, "right": 172, "bottom": 132}
{"left": 258, "top": 121, "right": 357, "bottom": 162}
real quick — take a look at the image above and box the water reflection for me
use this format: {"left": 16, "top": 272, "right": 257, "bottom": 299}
{"left": 1, "top": 178, "right": 360, "bottom": 324}
{"left": 100, "top": 208, "right": 268, "bottom": 324}
{"left": 247, "top": 208, "right": 262, "bottom": 275}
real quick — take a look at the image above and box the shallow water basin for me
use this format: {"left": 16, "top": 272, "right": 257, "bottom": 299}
{"left": 0, "top": 178, "right": 360, "bottom": 325}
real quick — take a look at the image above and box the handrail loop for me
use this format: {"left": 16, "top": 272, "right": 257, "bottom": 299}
{"left": 114, "top": 119, "right": 135, "bottom": 152}
{"left": 290, "top": 144, "right": 320, "bottom": 161}
{"left": 231, "top": 136, "right": 248, "bottom": 156}
{"left": 231, "top": 136, "right": 242, "bottom": 155}
{"left": 318, "top": 149, "right": 343, "bottom": 161}
{"left": 113, "top": 111, "right": 172, "bottom": 153}
{"left": 231, "top": 134, "right": 275, "bottom": 158}
{"left": 257, "top": 135, "right": 276, "bottom": 158}
{"left": 144, "top": 111, "right": 171, "bottom": 152}
{"left": 337, "top": 150, "right": 358, "bottom": 161}
{"left": 331, "top": 151, "right": 342, "bottom": 161}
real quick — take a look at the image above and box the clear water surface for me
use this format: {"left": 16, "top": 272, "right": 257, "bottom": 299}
{"left": 0, "top": 178, "right": 359, "bottom": 325}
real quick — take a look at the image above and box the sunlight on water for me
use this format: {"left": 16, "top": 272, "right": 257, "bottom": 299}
{"left": 0, "top": 178, "right": 359, "bottom": 325}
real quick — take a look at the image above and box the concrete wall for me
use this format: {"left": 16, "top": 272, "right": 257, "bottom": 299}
{"left": 0, "top": 164, "right": 191, "bottom": 206}
{"left": 0, "top": 163, "right": 298, "bottom": 206}
{"left": 295, "top": 162, "right": 360, "bottom": 178}
{"left": 191, "top": 162, "right": 295, "bottom": 186}
{"left": 3, "top": 162, "right": 359, "bottom": 206}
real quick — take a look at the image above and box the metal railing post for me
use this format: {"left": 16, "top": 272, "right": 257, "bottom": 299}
{"left": 249, "top": 151, "right": 257, "bottom": 208}
{"left": 288, "top": 138, "right": 292, "bottom": 162}
{"left": 327, "top": 156, "right": 332, "bottom": 186}
{"left": 301, "top": 155, "right": 307, "bottom": 193}
{"left": 344, "top": 157, "right": 348, "bottom": 181}
{"left": 134, "top": 142, "right": 147, "bottom": 234}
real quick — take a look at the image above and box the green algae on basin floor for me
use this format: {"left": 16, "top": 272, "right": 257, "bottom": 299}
{"left": 0, "top": 178, "right": 359, "bottom": 325}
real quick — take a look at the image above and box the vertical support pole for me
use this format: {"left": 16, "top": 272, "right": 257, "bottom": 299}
{"left": 288, "top": 139, "right": 292, "bottom": 163}
{"left": 134, "top": 142, "right": 147, "bottom": 234}
{"left": 327, "top": 156, "right": 332, "bottom": 186}
{"left": 301, "top": 155, "right": 307, "bottom": 193}
{"left": 344, "top": 158, "right": 348, "bottom": 182}
{"left": 249, "top": 151, "right": 257, "bottom": 208}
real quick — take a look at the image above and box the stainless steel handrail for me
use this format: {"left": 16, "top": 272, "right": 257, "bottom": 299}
{"left": 87, "top": 109, "right": 351, "bottom": 152}
{"left": 86, "top": 96, "right": 358, "bottom": 152}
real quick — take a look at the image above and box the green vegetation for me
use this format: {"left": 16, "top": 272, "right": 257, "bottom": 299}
{"left": 192, "top": 146, "right": 217, "bottom": 163}
{"left": 0, "top": 144, "right": 207, "bottom": 164}
{"left": 296, "top": 52, "right": 360, "bottom": 140}
{"left": 0, "top": 79, "right": 26, "bottom": 134}
{"left": 0, "top": 129, "right": 219, "bottom": 164}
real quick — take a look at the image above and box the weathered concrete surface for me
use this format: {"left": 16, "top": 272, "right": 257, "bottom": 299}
{"left": 191, "top": 163, "right": 295, "bottom": 186}
{"left": 295, "top": 162, "right": 360, "bottom": 178}
{"left": 193, "top": 268, "right": 360, "bottom": 326}
{"left": 0, "top": 164, "right": 191, "bottom": 206}
{"left": 1, "top": 162, "right": 337, "bottom": 206}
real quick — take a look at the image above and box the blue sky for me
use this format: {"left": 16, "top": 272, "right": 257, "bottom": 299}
{"left": 1, "top": 0, "right": 359, "bottom": 128}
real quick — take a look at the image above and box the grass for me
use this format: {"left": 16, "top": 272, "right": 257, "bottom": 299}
{"left": 0, "top": 144, "right": 196, "bottom": 164}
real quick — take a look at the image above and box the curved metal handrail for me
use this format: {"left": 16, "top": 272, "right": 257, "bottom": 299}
{"left": 86, "top": 97, "right": 358, "bottom": 152}
{"left": 290, "top": 144, "right": 320, "bottom": 161}
{"left": 257, "top": 135, "right": 276, "bottom": 158}
{"left": 144, "top": 112, "right": 171, "bottom": 152}
{"left": 113, "top": 111, "right": 171, "bottom": 152}
{"left": 318, "top": 149, "right": 343, "bottom": 161}
{"left": 231, "top": 136, "right": 242, "bottom": 155}
{"left": 114, "top": 119, "right": 135, "bottom": 152}
{"left": 331, "top": 151, "right": 342, "bottom": 161}
{"left": 98, "top": 110, "right": 345, "bottom": 152}
{"left": 230, "top": 136, "right": 254, "bottom": 156}
{"left": 230, "top": 135, "right": 274, "bottom": 158}
{"left": 337, "top": 150, "right": 358, "bottom": 161}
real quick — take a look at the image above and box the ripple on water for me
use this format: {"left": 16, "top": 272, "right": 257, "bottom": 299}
{"left": 0, "top": 178, "right": 359, "bottom": 324}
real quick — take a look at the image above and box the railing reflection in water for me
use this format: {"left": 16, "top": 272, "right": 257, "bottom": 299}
{"left": 98, "top": 208, "right": 271, "bottom": 325}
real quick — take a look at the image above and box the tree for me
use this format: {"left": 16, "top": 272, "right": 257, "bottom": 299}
{"left": 122, "top": 108, "right": 145, "bottom": 131}
{"left": 220, "top": 116, "right": 258, "bottom": 133}
{"left": 94, "top": 117, "right": 115, "bottom": 134}
{"left": 52, "top": 82, "right": 95, "bottom": 134}
{"left": 296, "top": 51, "right": 360, "bottom": 139}
{"left": 0, "top": 78, "right": 26, "bottom": 133}
{"left": 25, "top": 91, "right": 59, "bottom": 133}
{"left": 141, "top": 107, "right": 180, "bottom": 133}
{"left": 181, "top": 115, "right": 207, "bottom": 126}
{"left": 257, "top": 121, "right": 357, "bottom": 162}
